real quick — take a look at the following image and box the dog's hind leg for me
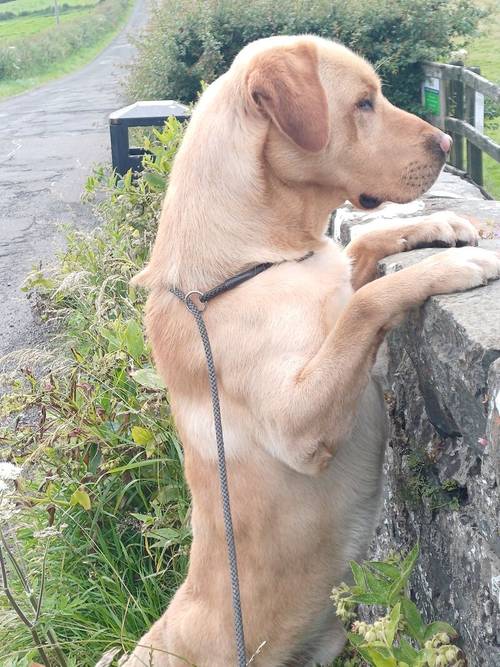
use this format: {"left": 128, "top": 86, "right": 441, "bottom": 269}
{"left": 308, "top": 616, "right": 347, "bottom": 667}
{"left": 120, "top": 617, "right": 171, "bottom": 667}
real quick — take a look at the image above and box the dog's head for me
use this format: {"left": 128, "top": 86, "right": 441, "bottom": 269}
{"left": 241, "top": 36, "right": 450, "bottom": 210}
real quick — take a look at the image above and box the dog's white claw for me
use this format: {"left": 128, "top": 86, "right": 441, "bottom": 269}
{"left": 455, "top": 246, "right": 500, "bottom": 281}
{"left": 409, "top": 211, "right": 480, "bottom": 249}
{"left": 444, "top": 212, "right": 479, "bottom": 247}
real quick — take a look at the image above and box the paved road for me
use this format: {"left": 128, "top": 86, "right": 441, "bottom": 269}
{"left": 0, "top": 0, "right": 149, "bottom": 359}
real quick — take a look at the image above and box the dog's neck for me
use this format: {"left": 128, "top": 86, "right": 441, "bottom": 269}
{"left": 136, "top": 77, "right": 341, "bottom": 293}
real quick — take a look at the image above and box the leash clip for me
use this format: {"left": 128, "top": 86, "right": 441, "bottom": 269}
{"left": 184, "top": 290, "right": 207, "bottom": 312}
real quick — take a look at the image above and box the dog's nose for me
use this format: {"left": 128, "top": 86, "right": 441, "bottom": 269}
{"left": 438, "top": 132, "right": 452, "bottom": 154}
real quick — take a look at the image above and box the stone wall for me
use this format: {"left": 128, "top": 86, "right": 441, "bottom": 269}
{"left": 335, "top": 171, "right": 500, "bottom": 666}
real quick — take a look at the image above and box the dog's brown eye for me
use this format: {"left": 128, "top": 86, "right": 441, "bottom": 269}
{"left": 356, "top": 99, "right": 373, "bottom": 111}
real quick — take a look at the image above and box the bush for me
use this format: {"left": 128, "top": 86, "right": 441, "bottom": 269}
{"left": 126, "top": 0, "right": 484, "bottom": 113}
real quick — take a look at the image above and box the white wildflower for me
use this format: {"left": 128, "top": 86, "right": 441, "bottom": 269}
{"left": 352, "top": 614, "right": 391, "bottom": 643}
{"left": 0, "top": 495, "right": 18, "bottom": 522}
{"left": 0, "top": 462, "right": 22, "bottom": 481}
{"left": 54, "top": 270, "right": 91, "bottom": 295}
{"left": 0, "top": 480, "right": 9, "bottom": 494}
{"left": 33, "top": 526, "right": 61, "bottom": 540}
{"left": 331, "top": 582, "right": 356, "bottom": 622}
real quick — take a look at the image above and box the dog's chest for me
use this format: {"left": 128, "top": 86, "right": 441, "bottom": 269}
{"left": 172, "top": 241, "right": 355, "bottom": 462}
{"left": 264, "top": 243, "right": 353, "bottom": 337}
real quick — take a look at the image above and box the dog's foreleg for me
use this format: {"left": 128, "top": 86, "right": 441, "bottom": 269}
{"left": 274, "top": 247, "right": 499, "bottom": 474}
{"left": 344, "top": 211, "right": 478, "bottom": 290}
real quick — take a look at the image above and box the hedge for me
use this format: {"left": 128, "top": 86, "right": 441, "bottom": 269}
{"left": 126, "top": 0, "right": 484, "bottom": 113}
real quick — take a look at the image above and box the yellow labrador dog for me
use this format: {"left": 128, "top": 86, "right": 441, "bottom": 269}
{"left": 125, "top": 35, "right": 500, "bottom": 666}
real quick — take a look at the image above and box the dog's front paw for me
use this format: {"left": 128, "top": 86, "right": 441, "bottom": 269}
{"left": 404, "top": 211, "right": 479, "bottom": 250}
{"left": 418, "top": 246, "right": 500, "bottom": 296}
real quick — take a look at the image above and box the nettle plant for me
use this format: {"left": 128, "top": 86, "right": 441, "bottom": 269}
{"left": 331, "top": 545, "right": 465, "bottom": 667}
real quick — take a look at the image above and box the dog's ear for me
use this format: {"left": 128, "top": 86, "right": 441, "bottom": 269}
{"left": 247, "top": 42, "right": 330, "bottom": 152}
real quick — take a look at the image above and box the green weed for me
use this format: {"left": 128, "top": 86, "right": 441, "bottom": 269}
{"left": 332, "top": 546, "right": 466, "bottom": 667}
{"left": 400, "top": 449, "right": 464, "bottom": 512}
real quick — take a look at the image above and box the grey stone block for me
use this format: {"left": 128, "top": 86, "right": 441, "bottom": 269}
{"left": 375, "top": 242, "right": 500, "bottom": 665}
{"left": 334, "top": 171, "right": 500, "bottom": 665}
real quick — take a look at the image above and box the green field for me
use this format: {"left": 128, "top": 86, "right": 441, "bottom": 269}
{"left": 0, "top": 0, "right": 100, "bottom": 43}
{"left": 0, "top": 0, "right": 132, "bottom": 98}
{"left": 467, "top": 0, "right": 500, "bottom": 198}
{"left": 467, "top": 1, "right": 500, "bottom": 81}
{"left": 0, "top": 0, "right": 96, "bottom": 14}
{"left": 0, "top": 6, "right": 94, "bottom": 40}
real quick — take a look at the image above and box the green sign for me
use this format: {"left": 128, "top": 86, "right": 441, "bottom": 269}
{"left": 424, "top": 88, "right": 440, "bottom": 114}
{"left": 423, "top": 76, "right": 441, "bottom": 115}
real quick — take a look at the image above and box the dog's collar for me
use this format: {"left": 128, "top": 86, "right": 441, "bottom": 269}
{"left": 180, "top": 250, "right": 314, "bottom": 306}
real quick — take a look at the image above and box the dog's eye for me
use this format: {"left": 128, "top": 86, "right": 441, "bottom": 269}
{"left": 356, "top": 99, "right": 373, "bottom": 111}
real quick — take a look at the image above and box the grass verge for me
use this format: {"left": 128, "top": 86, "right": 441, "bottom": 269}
{"left": 0, "top": 0, "right": 133, "bottom": 100}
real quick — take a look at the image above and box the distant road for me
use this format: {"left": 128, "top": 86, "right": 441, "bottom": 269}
{"left": 0, "top": 0, "right": 149, "bottom": 359}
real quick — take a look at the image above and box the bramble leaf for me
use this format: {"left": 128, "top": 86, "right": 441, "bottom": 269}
{"left": 143, "top": 171, "right": 166, "bottom": 191}
{"left": 357, "top": 646, "right": 398, "bottom": 667}
{"left": 131, "top": 368, "right": 165, "bottom": 390}
{"left": 393, "top": 638, "right": 419, "bottom": 663}
{"left": 131, "top": 425, "right": 154, "bottom": 446}
{"left": 424, "top": 621, "right": 458, "bottom": 641}
{"left": 70, "top": 487, "right": 91, "bottom": 511}
{"left": 124, "top": 319, "right": 145, "bottom": 360}
{"left": 401, "top": 597, "right": 426, "bottom": 643}
{"left": 367, "top": 561, "right": 401, "bottom": 581}
{"left": 388, "top": 544, "right": 419, "bottom": 604}
{"left": 386, "top": 602, "right": 401, "bottom": 646}
{"left": 350, "top": 560, "right": 367, "bottom": 590}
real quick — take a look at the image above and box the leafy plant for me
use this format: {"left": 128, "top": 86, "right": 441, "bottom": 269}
{"left": 331, "top": 545, "right": 466, "bottom": 667}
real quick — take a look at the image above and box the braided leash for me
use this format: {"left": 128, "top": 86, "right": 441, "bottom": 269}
{"left": 169, "top": 251, "right": 314, "bottom": 665}
{"left": 170, "top": 286, "right": 247, "bottom": 667}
